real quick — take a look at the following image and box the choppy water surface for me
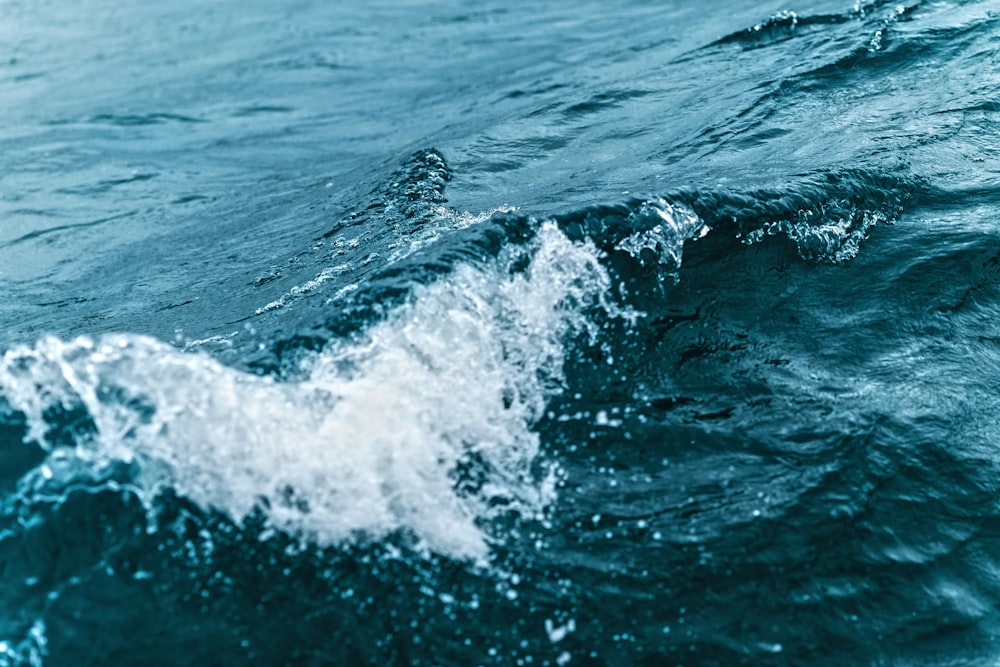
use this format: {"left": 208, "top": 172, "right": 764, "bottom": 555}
{"left": 3, "top": 0, "right": 1000, "bottom": 665}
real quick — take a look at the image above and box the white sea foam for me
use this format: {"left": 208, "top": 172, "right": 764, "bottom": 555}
{"left": 0, "top": 223, "right": 610, "bottom": 562}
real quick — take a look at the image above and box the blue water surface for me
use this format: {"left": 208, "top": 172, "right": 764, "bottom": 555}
{"left": 3, "top": 1, "right": 1000, "bottom": 665}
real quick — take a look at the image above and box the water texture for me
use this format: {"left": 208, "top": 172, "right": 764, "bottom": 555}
{"left": 2, "top": 0, "right": 1000, "bottom": 665}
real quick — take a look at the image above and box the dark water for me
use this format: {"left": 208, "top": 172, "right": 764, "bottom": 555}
{"left": 2, "top": 0, "right": 1000, "bottom": 664}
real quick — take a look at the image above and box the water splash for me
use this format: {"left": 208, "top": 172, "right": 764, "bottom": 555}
{"left": 614, "top": 199, "right": 707, "bottom": 281}
{"left": 0, "top": 224, "right": 613, "bottom": 563}
{"left": 740, "top": 199, "right": 892, "bottom": 263}
{"left": 867, "top": 4, "right": 910, "bottom": 52}
{"left": 0, "top": 621, "right": 46, "bottom": 667}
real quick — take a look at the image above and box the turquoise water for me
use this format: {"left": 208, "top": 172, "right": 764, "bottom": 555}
{"left": 3, "top": 1, "right": 1000, "bottom": 664}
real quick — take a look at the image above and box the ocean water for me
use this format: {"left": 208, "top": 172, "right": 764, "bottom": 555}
{"left": 2, "top": 0, "right": 1000, "bottom": 664}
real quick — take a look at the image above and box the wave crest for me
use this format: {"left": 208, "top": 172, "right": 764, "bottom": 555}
{"left": 1, "top": 224, "right": 613, "bottom": 562}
